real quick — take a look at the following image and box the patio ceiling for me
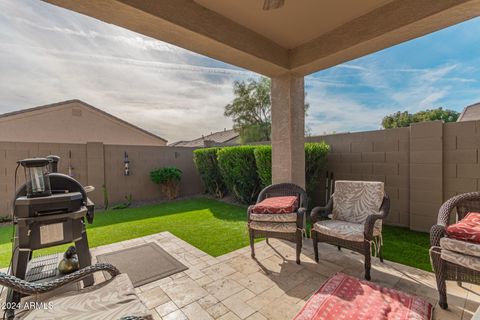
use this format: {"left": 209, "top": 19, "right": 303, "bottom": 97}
{"left": 43, "top": 0, "right": 480, "bottom": 76}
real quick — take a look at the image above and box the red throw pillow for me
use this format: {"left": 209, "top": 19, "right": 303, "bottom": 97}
{"left": 446, "top": 212, "right": 480, "bottom": 243}
{"left": 252, "top": 196, "right": 298, "bottom": 214}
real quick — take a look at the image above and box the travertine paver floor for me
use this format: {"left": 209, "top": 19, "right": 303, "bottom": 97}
{"left": 2, "top": 232, "right": 477, "bottom": 319}
{"left": 87, "top": 232, "right": 479, "bottom": 320}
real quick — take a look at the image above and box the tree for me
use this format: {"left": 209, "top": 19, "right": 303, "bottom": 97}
{"left": 224, "top": 77, "right": 309, "bottom": 143}
{"left": 382, "top": 107, "right": 459, "bottom": 129}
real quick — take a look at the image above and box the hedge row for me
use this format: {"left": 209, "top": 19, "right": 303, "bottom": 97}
{"left": 192, "top": 147, "right": 227, "bottom": 198}
{"left": 217, "top": 146, "right": 260, "bottom": 204}
{"left": 193, "top": 142, "right": 330, "bottom": 205}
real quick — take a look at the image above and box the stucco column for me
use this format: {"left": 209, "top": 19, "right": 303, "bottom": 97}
{"left": 271, "top": 74, "right": 305, "bottom": 188}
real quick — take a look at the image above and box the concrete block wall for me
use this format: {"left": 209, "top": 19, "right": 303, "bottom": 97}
{"left": 0, "top": 142, "right": 203, "bottom": 217}
{"left": 307, "top": 127, "right": 410, "bottom": 227}
{"left": 308, "top": 120, "right": 480, "bottom": 232}
{"left": 1, "top": 120, "right": 479, "bottom": 230}
{"left": 443, "top": 121, "right": 480, "bottom": 201}
{"left": 409, "top": 121, "right": 443, "bottom": 231}
{"left": 104, "top": 145, "right": 203, "bottom": 205}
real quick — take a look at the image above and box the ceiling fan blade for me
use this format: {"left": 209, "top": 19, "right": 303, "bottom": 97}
{"left": 263, "top": 0, "right": 285, "bottom": 10}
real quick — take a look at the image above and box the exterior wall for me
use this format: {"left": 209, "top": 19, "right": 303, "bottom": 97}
{"left": 103, "top": 145, "right": 203, "bottom": 205}
{"left": 307, "top": 127, "right": 410, "bottom": 228}
{"left": 443, "top": 121, "right": 480, "bottom": 200}
{"left": 1, "top": 120, "right": 479, "bottom": 230}
{"left": 409, "top": 122, "right": 443, "bottom": 232}
{"left": 308, "top": 120, "right": 480, "bottom": 232}
{"left": 0, "top": 142, "right": 203, "bottom": 217}
{"left": 0, "top": 101, "right": 166, "bottom": 146}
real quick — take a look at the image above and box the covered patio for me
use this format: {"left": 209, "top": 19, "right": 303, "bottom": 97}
{"left": 83, "top": 232, "right": 479, "bottom": 319}
{"left": 6, "top": 0, "right": 479, "bottom": 319}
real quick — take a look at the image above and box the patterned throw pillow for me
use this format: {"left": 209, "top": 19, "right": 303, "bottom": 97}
{"left": 446, "top": 212, "right": 480, "bottom": 243}
{"left": 251, "top": 196, "right": 298, "bottom": 214}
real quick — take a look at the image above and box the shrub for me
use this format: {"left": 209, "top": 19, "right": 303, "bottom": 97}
{"left": 217, "top": 146, "right": 260, "bottom": 204}
{"left": 253, "top": 146, "right": 272, "bottom": 188}
{"left": 193, "top": 148, "right": 227, "bottom": 198}
{"left": 253, "top": 142, "right": 330, "bottom": 204}
{"left": 193, "top": 142, "right": 330, "bottom": 206}
{"left": 150, "top": 167, "right": 182, "bottom": 199}
{"left": 305, "top": 142, "right": 330, "bottom": 203}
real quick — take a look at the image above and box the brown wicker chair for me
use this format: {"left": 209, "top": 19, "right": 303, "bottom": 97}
{"left": 430, "top": 192, "right": 480, "bottom": 310}
{"left": 247, "top": 183, "right": 307, "bottom": 264}
{"left": 311, "top": 181, "right": 390, "bottom": 281}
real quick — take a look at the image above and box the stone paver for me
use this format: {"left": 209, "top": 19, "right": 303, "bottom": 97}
{"left": 155, "top": 301, "right": 178, "bottom": 317}
{"left": 160, "top": 275, "right": 209, "bottom": 308}
{"left": 22, "top": 231, "right": 477, "bottom": 320}
{"left": 207, "top": 302, "right": 230, "bottom": 319}
{"left": 204, "top": 278, "right": 244, "bottom": 301}
{"left": 163, "top": 233, "right": 478, "bottom": 319}
{"left": 182, "top": 302, "right": 214, "bottom": 320}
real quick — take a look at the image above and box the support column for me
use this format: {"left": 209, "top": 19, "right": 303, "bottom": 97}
{"left": 271, "top": 73, "right": 305, "bottom": 188}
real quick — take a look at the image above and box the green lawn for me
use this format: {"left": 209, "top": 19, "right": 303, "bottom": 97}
{"left": 382, "top": 225, "right": 431, "bottom": 271}
{"left": 0, "top": 198, "right": 431, "bottom": 271}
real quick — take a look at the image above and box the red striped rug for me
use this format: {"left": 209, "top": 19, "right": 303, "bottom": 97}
{"left": 294, "top": 273, "right": 432, "bottom": 320}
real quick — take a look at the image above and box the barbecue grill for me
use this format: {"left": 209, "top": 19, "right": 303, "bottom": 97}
{"left": 6, "top": 156, "right": 95, "bottom": 312}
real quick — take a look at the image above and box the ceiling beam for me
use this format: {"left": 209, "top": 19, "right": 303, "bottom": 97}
{"left": 43, "top": 0, "right": 290, "bottom": 76}
{"left": 289, "top": 0, "right": 480, "bottom": 75}
{"left": 43, "top": 0, "right": 480, "bottom": 77}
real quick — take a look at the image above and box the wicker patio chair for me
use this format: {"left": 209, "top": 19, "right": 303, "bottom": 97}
{"left": 248, "top": 183, "right": 307, "bottom": 264}
{"left": 1, "top": 263, "right": 152, "bottom": 320}
{"left": 430, "top": 192, "right": 480, "bottom": 310}
{"left": 311, "top": 181, "right": 390, "bottom": 281}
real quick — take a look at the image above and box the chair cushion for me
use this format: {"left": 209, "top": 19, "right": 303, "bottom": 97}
{"left": 313, "top": 220, "right": 380, "bottom": 242}
{"left": 446, "top": 212, "right": 480, "bottom": 243}
{"left": 441, "top": 249, "right": 480, "bottom": 272}
{"left": 250, "top": 212, "right": 297, "bottom": 222}
{"left": 16, "top": 274, "right": 152, "bottom": 320}
{"left": 440, "top": 237, "right": 480, "bottom": 258}
{"left": 249, "top": 221, "right": 297, "bottom": 233}
{"left": 332, "top": 181, "right": 384, "bottom": 225}
{"left": 251, "top": 196, "right": 298, "bottom": 214}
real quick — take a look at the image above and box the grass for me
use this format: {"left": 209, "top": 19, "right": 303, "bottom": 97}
{"left": 0, "top": 198, "right": 431, "bottom": 271}
{"left": 382, "top": 225, "right": 431, "bottom": 271}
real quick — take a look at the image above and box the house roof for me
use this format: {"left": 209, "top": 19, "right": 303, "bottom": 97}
{"left": 0, "top": 99, "right": 167, "bottom": 143}
{"left": 170, "top": 129, "right": 239, "bottom": 147}
{"left": 458, "top": 102, "right": 480, "bottom": 122}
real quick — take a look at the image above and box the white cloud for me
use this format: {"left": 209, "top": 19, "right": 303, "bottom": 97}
{"left": 0, "top": 0, "right": 257, "bottom": 142}
{"left": 305, "top": 80, "right": 392, "bottom": 135}
{"left": 1, "top": 0, "right": 479, "bottom": 143}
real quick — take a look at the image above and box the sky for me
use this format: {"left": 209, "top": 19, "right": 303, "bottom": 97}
{"left": 0, "top": 1, "right": 479, "bottom": 142}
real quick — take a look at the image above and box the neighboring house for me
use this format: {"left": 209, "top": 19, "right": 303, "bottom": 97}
{"left": 0, "top": 100, "right": 167, "bottom": 146}
{"left": 457, "top": 102, "right": 480, "bottom": 122}
{"left": 170, "top": 128, "right": 240, "bottom": 148}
